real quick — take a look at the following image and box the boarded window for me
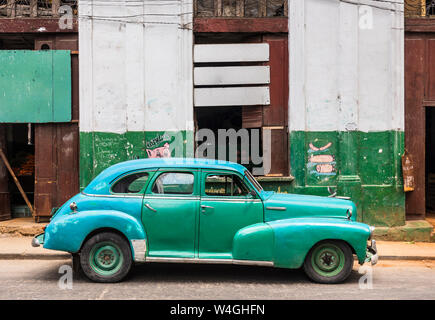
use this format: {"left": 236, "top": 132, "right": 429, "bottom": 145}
{"left": 194, "top": 34, "right": 289, "bottom": 177}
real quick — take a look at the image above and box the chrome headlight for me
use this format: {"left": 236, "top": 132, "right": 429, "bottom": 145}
{"left": 69, "top": 202, "right": 78, "bottom": 213}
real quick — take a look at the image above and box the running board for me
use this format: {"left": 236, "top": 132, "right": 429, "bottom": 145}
{"left": 145, "top": 257, "right": 274, "bottom": 267}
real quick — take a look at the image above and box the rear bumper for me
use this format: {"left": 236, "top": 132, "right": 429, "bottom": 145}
{"left": 364, "top": 239, "right": 378, "bottom": 265}
{"left": 31, "top": 233, "right": 45, "bottom": 247}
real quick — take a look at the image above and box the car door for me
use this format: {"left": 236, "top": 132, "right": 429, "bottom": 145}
{"left": 142, "top": 169, "right": 199, "bottom": 258}
{"left": 199, "top": 170, "right": 263, "bottom": 259}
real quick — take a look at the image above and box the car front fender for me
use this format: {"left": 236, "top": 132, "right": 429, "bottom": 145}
{"left": 267, "top": 218, "right": 371, "bottom": 268}
{"left": 43, "top": 210, "right": 146, "bottom": 255}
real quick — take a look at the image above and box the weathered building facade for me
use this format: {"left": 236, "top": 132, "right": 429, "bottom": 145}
{"left": 3, "top": 0, "right": 432, "bottom": 234}
{"left": 78, "top": 0, "right": 407, "bottom": 228}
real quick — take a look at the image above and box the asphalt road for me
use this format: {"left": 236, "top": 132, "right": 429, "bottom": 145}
{"left": 0, "top": 259, "right": 434, "bottom": 300}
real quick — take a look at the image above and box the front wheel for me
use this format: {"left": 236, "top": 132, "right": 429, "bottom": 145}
{"left": 80, "top": 232, "right": 132, "bottom": 283}
{"left": 303, "top": 240, "right": 354, "bottom": 284}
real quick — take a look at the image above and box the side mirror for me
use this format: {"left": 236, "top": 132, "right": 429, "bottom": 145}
{"left": 249, "top": 190, "right": 257, "bottom": 197}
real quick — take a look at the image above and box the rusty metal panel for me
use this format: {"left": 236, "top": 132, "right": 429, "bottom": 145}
{"left": 0, "top": 125, "right": 11, "bottom": 221}
{"left": 34, "top": 123, "right": 79, "bottom": 219}
{"left": 266, "top": 127, "right": 288, "bottom": 176}
{"left": 262, "top": 35, "right": 288, "bottom": 127}
{"left": 262, "top": 35, "right": 289, "bottom": 176}
{"left": 56, "top": 123, "right": 79, "bottom": 205}
{"left": 426, "top": 39, "right": 435, "bottom": 100}
{"left": 34, "top": 124, "right": 57, "bottom": 218}
{"left": 242, "top": 106, "right": 263, "bottom": 128}
{"left": 405, "top": 33, "right": 426, "bottom": 218}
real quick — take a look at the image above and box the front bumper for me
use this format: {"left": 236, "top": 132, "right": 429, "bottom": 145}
{"left": 31, "top": 233, "right": 45, "bottom": 247}
{"left": 364, "top": 239, "right": 378, "bottom": 265}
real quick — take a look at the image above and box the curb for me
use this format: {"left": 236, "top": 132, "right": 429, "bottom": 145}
{"left": 0, "top": 253, "right": 71, "bottom": 260}
{"left": 378, "top": 255, "right": 435, "bottom": 261}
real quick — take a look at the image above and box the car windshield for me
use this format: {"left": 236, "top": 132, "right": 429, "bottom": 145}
{"left": 244, "top": 170, "right": 263, "bottom": 192}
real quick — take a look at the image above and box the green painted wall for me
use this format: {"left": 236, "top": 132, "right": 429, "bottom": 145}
{"left": 263, "top": 130, "right": 405, "bottom": 227}
{"left": 80, "top": 131, "right": 194, "bottom": 191}
{"left": 79, "top": 129, "right": 405, "bottom": 227}
{"left": 0, "top": 50, "right": 71, "bottom": 123}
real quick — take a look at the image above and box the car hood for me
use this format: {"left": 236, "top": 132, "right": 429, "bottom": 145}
{"left": 263, "top": 192, "right": 357, "bottom": 222}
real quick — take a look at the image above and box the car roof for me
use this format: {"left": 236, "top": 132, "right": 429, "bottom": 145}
{"left": 83, "top": 158, "right": 248, "bottom": 195}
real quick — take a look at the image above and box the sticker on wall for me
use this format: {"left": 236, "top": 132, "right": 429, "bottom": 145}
{"left": 307, "top": 142, "right": 336, "bottom": 176}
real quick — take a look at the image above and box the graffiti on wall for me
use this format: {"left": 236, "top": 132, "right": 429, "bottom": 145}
{"left": 307, "top": 142, "right": 336, "bottom": 176}
{"left": 146, "top": 142, "right": 171, "bottom": 158}
{"left": 145, "top": 132, "right": 173, "bottom": 158}
{"left": 145, "top": 131, "right": 187, "bottom": 159}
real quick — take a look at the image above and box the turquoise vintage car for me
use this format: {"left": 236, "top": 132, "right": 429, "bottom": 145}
{"left": 32, "top": 158, "right": 377, "bottom": 283}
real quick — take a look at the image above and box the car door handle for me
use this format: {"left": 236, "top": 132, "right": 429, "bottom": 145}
{"left": 144, "top": 203, "right": 157, "bottom": 212}
{"left": 201, "top": 205, "right": 214, "bottom": 209}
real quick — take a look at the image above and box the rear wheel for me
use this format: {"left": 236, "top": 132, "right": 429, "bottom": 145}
{"left": 80, "top": 232, "right": 132, "bottom": 283}
{"left": 303, "top": 240, "right": 353, "bottom": 284}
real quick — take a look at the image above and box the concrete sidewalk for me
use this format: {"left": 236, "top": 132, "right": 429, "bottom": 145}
{"left": 0, "top": 236, "right": 70, "bottom": 260}
{"left": 0, "top": 236, "right": 434, "bottom": 261}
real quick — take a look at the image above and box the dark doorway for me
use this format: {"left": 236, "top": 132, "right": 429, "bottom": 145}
{"left": 5, "top": 124, "right": 35, "bottom": 218}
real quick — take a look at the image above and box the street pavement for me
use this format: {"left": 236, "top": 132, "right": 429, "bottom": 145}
{"left": 0, "top": 259, "right": 434, "bottom": 300}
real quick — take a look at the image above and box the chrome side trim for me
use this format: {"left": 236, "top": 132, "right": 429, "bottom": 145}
{"left": 144, "top": 196, "right": 200, "bottom": 200}
{"left": 201, "top": 198, "right": 261, "bottom": 203}
{"left": 266, "top": 206, "right": 287, "bottom": 211}
{"left": 145, "top": 256, "right": 274, "bottom": 267}
{"left": 81, "top": 192, "right": 143, "bottom": 199}
{"left": 131, "top": 239, "right": 147, "bottom": 262}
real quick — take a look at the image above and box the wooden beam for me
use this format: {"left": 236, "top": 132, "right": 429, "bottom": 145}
{"left": 0, "top": 148, "right": 34, "bottom": 216}
{"left": 405, "top": 17, "right": 435, "bottom": 32}
{"left": 0, "top": 18, "right": 78, "bottom": 33}
{"left": 193, "top": 17, "right": 288, "bottom": 33}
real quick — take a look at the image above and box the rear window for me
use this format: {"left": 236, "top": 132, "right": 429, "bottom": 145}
{"left": 111, "top": 172, "right": 149, "bottom": 194}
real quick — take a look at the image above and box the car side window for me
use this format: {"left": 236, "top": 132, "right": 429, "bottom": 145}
{"left": 205, "top": 174, "right": 249, "bottom": 197}
{"left": 152, "top": 172, "right": 194, "bottom": 195}
{"left": 112, "top": 172, "right": 149, "bottom": 194}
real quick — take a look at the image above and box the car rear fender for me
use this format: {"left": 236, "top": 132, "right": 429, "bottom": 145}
{"left": 43, "top": 210, "right": 147, "bottom": 256}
